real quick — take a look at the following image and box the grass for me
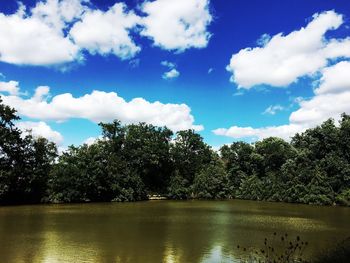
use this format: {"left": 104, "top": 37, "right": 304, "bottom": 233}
{"left": 237, "top": 233, "right": 350, "bottom": 263}
{"left": 237, "top": 232, "right": 309, "bottom": 263}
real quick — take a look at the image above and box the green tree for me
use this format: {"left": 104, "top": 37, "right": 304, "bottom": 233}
{"left": 255, "top": 137, "right": 296, "bottom": 174}
{"left": 236, "top": 174, "right": 264, "bottom": 200}
{"left": 220, "top": 142, "right": 255, "bottom": 194}
{"left": 169, "top": 130, "right": 213, "bottom": 198}
{"left": 167, "top": 171, "right": 190, "bottom": 200}
{"left": 302, "top": 167, "right": 334, "bottom": 205}
{"left": 171, "top": 130, "right": 212, "bottom": 182}
{"left": 122, "top": 123, "right": 173, "bottom": 193}
{"left": 0, "top": 97, "right": 57, "bottom": 203}
{"left": 193, "top": 159, "right": 231, "bottom": 199}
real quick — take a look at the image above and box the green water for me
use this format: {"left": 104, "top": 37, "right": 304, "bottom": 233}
{"left": 0, "top": 200, "right": 349, "bottom": 263}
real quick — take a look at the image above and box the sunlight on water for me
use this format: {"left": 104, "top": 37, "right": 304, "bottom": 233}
{"left": 201, "top": 245, "right": 237, "bottom": 263}
{"left": 163, "top": 244, "right": 181, "bottom": 263}
{"left": 0, "top": 200, "right": 349, "bottom": 263}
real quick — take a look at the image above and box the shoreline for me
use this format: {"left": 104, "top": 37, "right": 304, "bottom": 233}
{"left": 1, "top": 197, "right": 349, "bottom": 208}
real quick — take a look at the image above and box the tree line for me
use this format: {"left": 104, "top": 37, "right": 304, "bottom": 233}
{"left": 0, "top": 97, "right": 349, "bottom": 205}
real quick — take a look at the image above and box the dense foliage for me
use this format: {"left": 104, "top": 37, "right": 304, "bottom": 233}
{"left": 0, "top": 98, "right": 57, "bottom": 204}
{"left": 0, "top": 98, "right": 349, "bottom": 205}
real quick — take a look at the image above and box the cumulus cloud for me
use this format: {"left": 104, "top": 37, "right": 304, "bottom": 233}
{"left": 0, "top": 0, "right": 141, "bottom": 65}
{"left": 0, "top": 81, "right": 20, "bottom": 95}
{"left": 0, "top": 0, "right": 213, "bottom": 66}
{"left": 69, "top": 3, "right": 141, "bottom": 59}
{"left": 162, "top": 69, "right": 180, "bottom": 80}
{"left": 290, "top": 62, "right": 350, "bottom": 126}
{"left": 214, "top": 61, "right": 350, "bottom": 141}
{"left": 83, "top": 136, "right": 100, "bottom": 146}
{"left": 31, "top": 0, "right": 87, "bottom": 32}
{"left": 289, "top": 92, "right": 350, "bottom": 127}
{"left": 1, "top": 84, "right": 203, "bottom": 132}
{"left": 314, "top": 61, "right": 350, "bottom": 95}
{"left": 161, "top": 60, "right": 176, "bottom": 68}
{"left": 17, "top": 121, "right": 64, "bottom": 145}
{"left": 140, "top": 0, "right": 213, "bottom": 51}
{"left": 227, "top": 10, "right": 350, "bottom": 88}
{"left": 213, "top": 124, "right": 305, "bottom": 141}
{"left": 0, "top": 1, "right": 81, "bottom": 65}
{"left": 263, "top": 105, "right": 284, "bottom": 115}
{"left": 161, "top": 60, "right": 180, "bottom": 80}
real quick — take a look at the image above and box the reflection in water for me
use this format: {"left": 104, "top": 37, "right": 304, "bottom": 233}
{"left": 201, "top": 245, "right": 236, "bottom": 263}
{"left": 0, "top": 200, "right": 349, "bottom": 263}
{"left": 163, "top": 244, "right": 182, "bottom": 263}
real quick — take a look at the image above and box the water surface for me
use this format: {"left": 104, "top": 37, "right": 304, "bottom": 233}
{"left": 0, "top": 200, "right": 349, "bottom": 262}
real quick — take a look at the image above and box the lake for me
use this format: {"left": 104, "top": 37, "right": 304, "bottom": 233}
{"left": 0, "top": 200, "right": 349, "bottom": 263}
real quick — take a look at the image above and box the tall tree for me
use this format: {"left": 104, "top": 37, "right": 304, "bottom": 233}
{"left": 0, "top": 97, "right": 57, "bottom": 203}
{"left": 171, "top": 130, "right": 213, "bottom": 184}
{"left": 122, "top": 123, "right": 173, "bottom": 193}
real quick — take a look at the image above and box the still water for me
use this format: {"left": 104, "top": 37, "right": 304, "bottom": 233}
{"left": 0, "top": 200, "right": 349, "bottom": 263}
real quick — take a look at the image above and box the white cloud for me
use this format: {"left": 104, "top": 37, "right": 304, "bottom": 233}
{"left": 1, "top": 84, "right": 202, "bottom": 132}
{"left": 0, "top": 0, "right": 214, "bottom": 66}
{"left": 69, "top": 3, "right": 141, "bottom": 59}
{"left": 192, "top": 124, "right": 204, "bottom": 131}
{"left": 0, "top": 81, "right": 20, "bottom": 95}
{"left": 227, "top": 10, "right": 350, "bottom": 88}
{"left": 32, "top": 86, "right": 51, "bottom": 102}
{"left": 289, "top": 91, "right": 350, "bottom": 127}
{"left": 83, "top": 136, "right": 101, "bottom": 146}
{"left": 215, "top": 61, "right": 350, "bottom": 141}
{"left": 256, "top": 33, "right": 271, "bottom": 46}
{"left": 213, "top": 126, "right": 258, "bottom": 138}
{"left": 213, "top": 124, "right": 306, "bottom": 141}
{"left": 314, "top": 61, "right": 350, "bottom": 95}
{"left": 140, "top": 0, "right": 213, "bottom": 51}
{"left": 161, "top": 60, "right": 180, "bottom": 79}
{"left": 0, "top": 1, "right": 82, "bottom": 65}
{"left": 17, "top": 121, "right": 63, "bottom": 145}
{"left": 31, "top": 0, "right": 87, "bottom": 32}
{"left": 263, "top": 105, "right": 284, "bottom": 115}
{"left": 323, "top": 38, "right": 350, "bottom": 59}
{"left": 0, "top": 0, "right": 139, "bottom": 65}
{"left": 161, "top": 60, "right": 176, "bottom": 68}
{"left": 162, "top": 69, "right": 180, "bottom": 80}
{"left": 290, "top": 61, "right": 350, "bottom": 126}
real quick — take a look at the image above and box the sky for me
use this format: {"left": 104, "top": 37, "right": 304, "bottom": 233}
{"left": 0, "top": 0, "right": 350, "bottom": 151}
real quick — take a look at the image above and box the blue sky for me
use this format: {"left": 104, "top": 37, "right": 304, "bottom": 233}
{"left": 1, "top": 0, "right": 350, "bottom": 150}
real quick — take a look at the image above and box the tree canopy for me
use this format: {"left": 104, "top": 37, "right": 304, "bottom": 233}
{"left": 0, "top": 97, "right": 349, "bottom": 206}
